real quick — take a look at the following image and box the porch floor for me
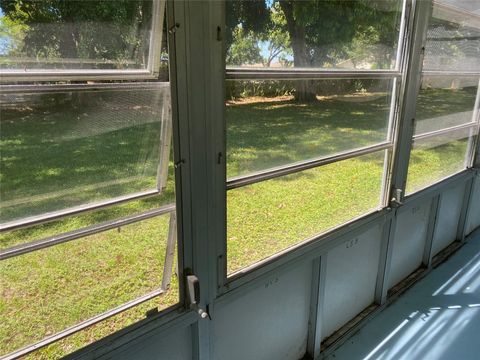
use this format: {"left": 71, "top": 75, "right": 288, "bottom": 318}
{"left": 327, "top": 230, "right": 480, "bottom": 360}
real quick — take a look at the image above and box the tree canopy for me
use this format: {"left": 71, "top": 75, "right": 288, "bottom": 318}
{"left": 0, "top": 0, "right": 153, "bottom": 69}
{"left": 226, "top": 0, "right": 400, "bottom": 69}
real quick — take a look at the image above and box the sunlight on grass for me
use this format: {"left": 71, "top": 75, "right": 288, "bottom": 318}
{"left": 0, "top": 88, "right": 170, "bottom": 224}
{"left": 0, "top": 88, "right": 474, "bottom": 358}
{"left": 226, "top": 80, "right": 393, "bottom": 178}
{"left": 406, "top": 138, "right": 469, "bottom": 195}
{"left": 227, "top": 152, "right": 385, "bottom": 274}
{"left": 0, "top": 215, "right": 179, "bottom": 357}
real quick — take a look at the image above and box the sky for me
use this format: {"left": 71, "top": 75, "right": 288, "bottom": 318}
{"left": 0, "top": 8, "right": 10, "bottom": 56}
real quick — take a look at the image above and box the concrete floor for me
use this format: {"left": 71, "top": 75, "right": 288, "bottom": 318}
{"left": 326, "top": 231, "right": 480, "bottom": 360}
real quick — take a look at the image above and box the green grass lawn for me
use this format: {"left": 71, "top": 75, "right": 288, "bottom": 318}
{"left": 0, "top": 89, "right": 173, "bottom": 225}
{"left": 0, "top": 87, "right": 474, "bottom": 358}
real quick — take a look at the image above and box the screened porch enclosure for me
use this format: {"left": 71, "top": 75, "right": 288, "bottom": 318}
{"left": 0, "top": 0, "right": 479, "bottom": 360}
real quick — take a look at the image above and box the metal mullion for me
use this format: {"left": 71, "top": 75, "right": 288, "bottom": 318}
{"left": 1, "top": 289, "right": 165, "bottom": 360}
{"left": 147, "top": 0, "right": 166, "bottom": 77}
{"left": 374, "top": 212, "right": 396, "bottom": 305}
{"left": 0, "top": 189, "right": 161, "bottom": 233}
{"left": 380, "top": 149, "right": 395, "bottom": 208}
{"left": 306, "top": 256, "right": 327, "bottom": 360}
{"left": 422, "top": 194, "right": 441, "bottom": 268}
{"left": 0, "top": 204, "right": 175, "bottom": 261}
{"left": 0, "top": 70, "right": 157, "bottom": 83}
{"left": 467, "top": 79, "right": 480, "bottom": 168}
{"left": 165, "top": 0, "right": 190, "bottom": 313}
{"left": 0, "top": 82, "right": 170, "bottom": 94}
{"left": 226, "top": 68, "right": 401, "bottom": 81}
{"left": 422, "top": 71, "right": 480, "bottom": 77}
{"left": 388, "top": 0, "right": 433, "bottom": 204}
{"left": 381, "top": 75, "right": 404, "bottom": 207}
{"left": 227, "top": 142, "right": 391, "bottom": 190}
{"left": 394, "top": 0, "right": 411, "bottom": 73}
{"left": 387, "top": 78, "right": 401, "bottom": 143}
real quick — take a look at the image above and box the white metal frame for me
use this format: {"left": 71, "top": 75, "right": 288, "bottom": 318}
{"left": 222, "top": 0, "right": 411, "bottom": 284}
{"left": 0, "top": 81, "right": 173, "bottom": 232}
{"left": 63, "top": 1, "right": 479, "bottom": 359}
{"left": 3, "top": 1, "right": 480, "bottom": 359}
{"left": 0, "top": 1, "right": 192, "bottom": 358}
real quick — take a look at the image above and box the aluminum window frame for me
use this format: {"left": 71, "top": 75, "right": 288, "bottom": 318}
{"left": 410, "top": 0, "right": 480, "bottom": 170}
{"left": 0, "top": 204, "right": 179, "bottom": 360}
{"left": 404, "top": 42, "right": 480, "bottom": 196}
{"left": 0, "top": 0, "right": 166, "bottom": 83}
{"left": 0, "top": 81, "right": 173, "bottom": 232}
{"left": 0, "top": 2, "right": 191, "bottom": 358}
{"left": 222, "top": 0, "right": 411, "bottom": 282}
{"left": 405, "top": 74, "right": 480, "bottom": 195}
{"left": 0, "top": 201, "right": 182, "bottom": 360}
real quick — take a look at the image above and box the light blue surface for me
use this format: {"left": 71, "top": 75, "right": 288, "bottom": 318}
{"left": 327, "top": 231, "right": 480, "bottom": 360}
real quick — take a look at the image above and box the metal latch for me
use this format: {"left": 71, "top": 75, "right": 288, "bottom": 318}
{"left": 187, "top": 275, "right": 209, "bottom": 319}
{"left": 391, "top": 188, "right": 403, "bottom": 206}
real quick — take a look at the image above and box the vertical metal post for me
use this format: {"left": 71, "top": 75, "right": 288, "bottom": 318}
{"left": 468, "top": 79, "right": 480, "bottom": 168}
{"left": 167, "top": 0, "right": 190, "bottom": 314}
{"left": 148, "top": 0, "right": 166, "bottom": 76}
{"left": 306, "top": 256, "right": 327, "bottom": 360}
{"left": 457, "top": 177, "right": 476, "bottom": 241}
{"left": 375, "top": 212, "right": 396, "bottom": 305}
{"left": 157, "top": 90, "right": 173, "bottom": 191}
{"left": 389, "top": 0, "right": 433, "bottom": 203}
{"left": 174, "top": 1, "right": 225, "bottom": 359}
{"left": 208, "top": 0, "right": 228, "bottom": 296}
{"left": 422, "top": 194, "right": 441, "bottom": 268}
{"left": 161, "top": 212, "right": 177, "bottom": 290}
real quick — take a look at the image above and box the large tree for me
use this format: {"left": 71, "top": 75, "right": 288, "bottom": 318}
{"left": 226, "top": 0, "right": 400, "bottom": 101}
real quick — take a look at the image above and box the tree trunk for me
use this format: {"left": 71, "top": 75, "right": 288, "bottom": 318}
{"left": 279, "top": 0, "right": 317, "bottom": 102}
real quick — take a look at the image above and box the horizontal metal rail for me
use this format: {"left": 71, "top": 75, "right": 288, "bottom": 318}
{"left": 0, "top": 69, "right": 159, "bottom": 83}
{"left": 422, "top": 71, "right": 480, "bottom": 77}
{"left": 413, "top": 122, "right": 479, "bottom": 143}
{"left": 227, "top": 141, "right": 391, "bottom": 190}
{"left": 2, "top": 57, "right": 138, "bottom": 65}
{"left": 226, "top": 68, "right": 401, "bottom": 80}
{"left": 1, "top": 288, "right": 165, "bottom": 360}
{"left": 0, "top": 189, "right": 161, "bottom": 233}
{"left": 0, "top": 81, "right": 169, "bottom": 94}
{"left": 0, "top": 203, "right": 175, "bottom": 260}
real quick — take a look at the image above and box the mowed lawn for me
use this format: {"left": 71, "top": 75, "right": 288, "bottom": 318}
{"left": 0, "top": 87, "right": 475, "bottom": 358}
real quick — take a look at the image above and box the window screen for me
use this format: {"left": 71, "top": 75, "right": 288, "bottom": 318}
{"left": 1, "top": 83, "right": 172, "bottom": 226}
{"left": 0, "top": 1, "right": 180, "bottom": 358}
{"left": 225, "top": 0, "right": 405, "bottom": 276}
{"left": 405, "top": 0, "right": 480, "bottom": 194}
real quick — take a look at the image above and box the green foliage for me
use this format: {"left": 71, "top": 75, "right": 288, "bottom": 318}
{"left": 225, "top": 0, "right": 271, "bottom": 54}
{"left": 0, "top": 9, "right": 27, "bottom": 57}
{"left": 226, "top": 26, "right": 263, "bottom": 66}
{"left": 226, "top": 0, "right": 401, "bottom": 100}
{"left": 226, "top": 0, "right": 400, "bottom": 68}
{"left": 0, "top": 0, "right": 153, "bottom": 68}
{"left": 226, "top": 80, "right": 295, "bottom": 99}
{"left": 262, "top": 3, "right": 291, "bottom": 67}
